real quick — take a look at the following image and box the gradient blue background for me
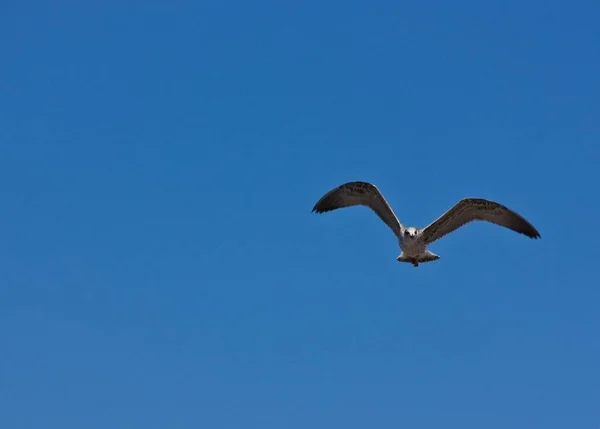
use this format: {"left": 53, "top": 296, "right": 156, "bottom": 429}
{"left": 1, "top": 1, "right": 599, "bottom": 428}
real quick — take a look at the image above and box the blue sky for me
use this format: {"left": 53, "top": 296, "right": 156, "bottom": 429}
{"left": 1, "top": 1, "right": 599, "bottom": 428}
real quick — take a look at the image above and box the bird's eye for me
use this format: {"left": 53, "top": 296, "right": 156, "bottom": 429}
{"left": 404, "top": 230, "right": 409, "bottom": 235}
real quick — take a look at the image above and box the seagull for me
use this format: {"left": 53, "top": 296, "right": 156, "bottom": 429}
{"left": 311, "top": 181, "right": 541, "bottom": 267}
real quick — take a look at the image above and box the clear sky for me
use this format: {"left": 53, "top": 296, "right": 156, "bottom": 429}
{"left": 1, "top": 1, "right": 599, "bottom": 428}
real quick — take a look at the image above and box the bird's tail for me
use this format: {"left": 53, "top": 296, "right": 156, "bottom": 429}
{"left": 396, "top": 251, "right": 440, "bottom": 266}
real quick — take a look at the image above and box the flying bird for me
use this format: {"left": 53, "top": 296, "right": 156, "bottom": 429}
{"left": 311, "top": 181, "right": 541, "bottom": 267}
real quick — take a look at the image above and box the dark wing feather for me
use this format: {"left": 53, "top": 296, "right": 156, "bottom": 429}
{"left": 312, "top": 181, "right": 403, "bottom": 237}
{"left": 418, "top": 198, "right": 541, "bottom": 245}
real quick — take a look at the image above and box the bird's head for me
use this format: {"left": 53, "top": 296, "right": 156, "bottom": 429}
{"left": 403, "top": 227, "right": 419, "bottom": 239}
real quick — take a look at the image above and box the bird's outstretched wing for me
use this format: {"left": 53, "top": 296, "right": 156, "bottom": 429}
{"left": 418, "top": 198, "right": 541, "bottom": 245}
{"left": 312, "top": 181, "right": 403, "bottom": 238}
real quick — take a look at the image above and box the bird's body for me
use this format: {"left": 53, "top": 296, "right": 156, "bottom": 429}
{"left": 395, "top": 228, "right": 437, "bottom": 267}
{"left": 311, "top": 181, "right": 541, "bottom": 267}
